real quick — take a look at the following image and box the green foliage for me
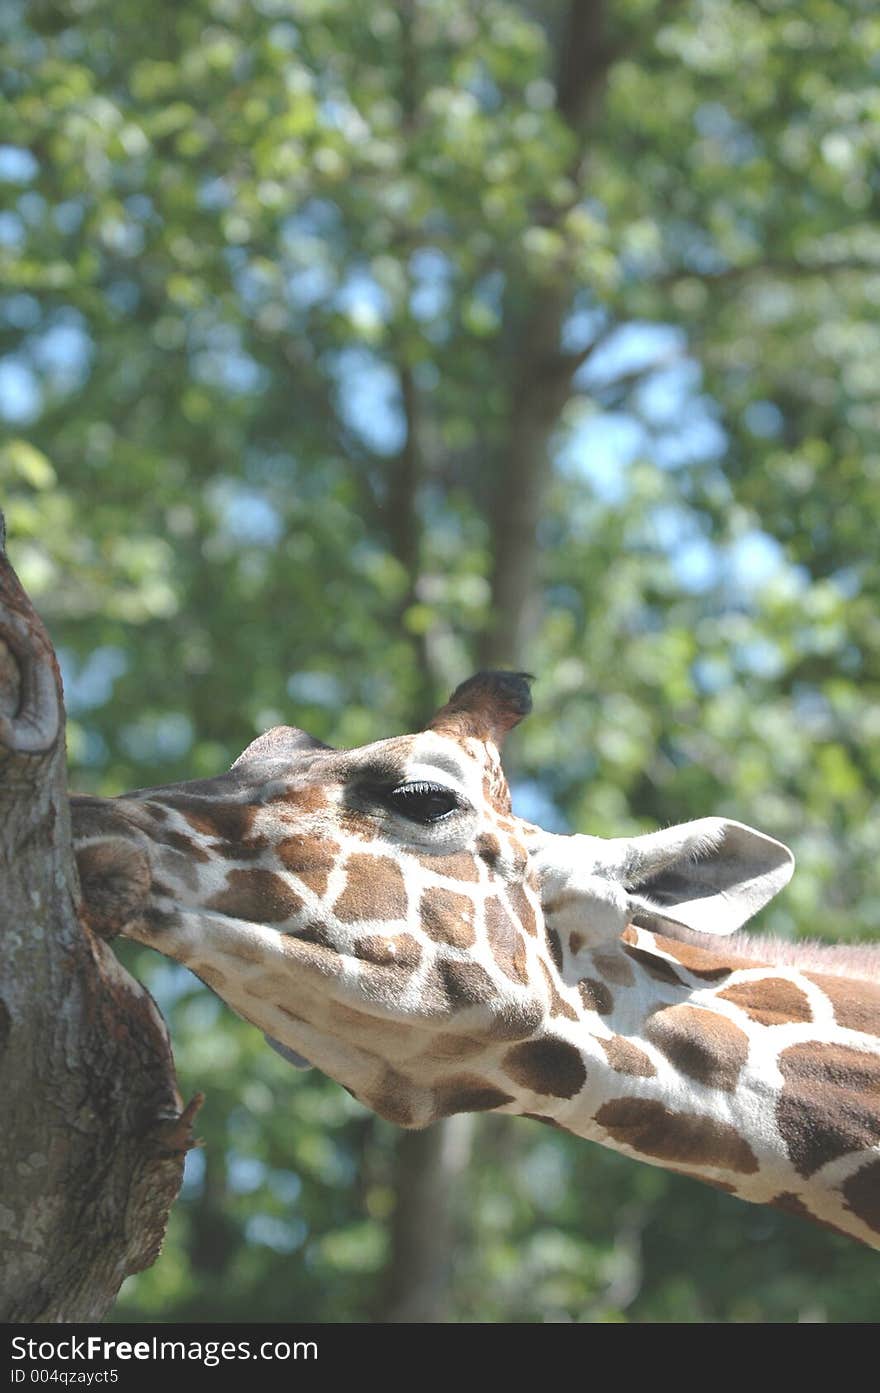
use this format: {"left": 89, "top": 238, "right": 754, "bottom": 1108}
{"left": 2, "top": 0, "right": 879, "bottom": 1322}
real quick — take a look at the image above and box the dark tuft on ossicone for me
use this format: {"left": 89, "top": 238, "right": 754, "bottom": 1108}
{"left": 448, "top": 671, "right": 533, "bottom": 718}
{"left": 427, "top": 670, "right": 534, "bottom": 746}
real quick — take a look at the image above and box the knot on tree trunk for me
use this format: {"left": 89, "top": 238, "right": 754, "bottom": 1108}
{"left": 150, "top": 1093, "right": 205, "bottom": 1159}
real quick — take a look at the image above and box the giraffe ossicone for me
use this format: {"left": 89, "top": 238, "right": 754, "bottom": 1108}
{"left": 72, "top": 671, "right": 880, "bottom": 1249}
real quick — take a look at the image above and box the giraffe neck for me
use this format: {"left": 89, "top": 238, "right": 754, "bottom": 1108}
{"left": 537, "top": 920, "right": 880, "bottom": 1246}
{"left": 71, "top": 748, "right": 880, "bottom": 1251}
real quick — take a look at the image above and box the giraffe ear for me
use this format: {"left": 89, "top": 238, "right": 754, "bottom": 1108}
{"left": 231, "top": 726, "right": 333, "bottom": 769}
{"left": 427, "top": 670, "right": 533, "bottom": 746}
{"left": 619, "top": 818, "right": 795, "bottom": 936}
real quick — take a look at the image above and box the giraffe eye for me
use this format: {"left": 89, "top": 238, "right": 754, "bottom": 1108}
{"left": 385, "top": 781, "right": 460, "bottom": 824}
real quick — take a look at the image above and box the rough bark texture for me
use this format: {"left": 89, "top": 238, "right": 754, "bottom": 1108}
{"left": 0, "top": 523, "right": 198, "bottom": 1323}
{"left": 381, "top": 1117, "right": 475, "bottom": 1323}
{"left": 381, "top": 344, "right": 472, "bottom": 1322}
{"left": 483, "top": 288, "right": 574, "bottom": 667}
{"left": 484, "top": 1, "right": 613, "bottom": 668}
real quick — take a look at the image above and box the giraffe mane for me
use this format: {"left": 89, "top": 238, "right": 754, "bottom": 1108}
{"left": 657, "top": 922, "right": 880, "bottom": 983}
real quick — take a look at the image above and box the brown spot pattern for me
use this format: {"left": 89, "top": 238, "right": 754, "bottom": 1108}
{"left": 420, "top": 886, "right": 476, "bottom": 949}
{"left": 174, "top": 798, "right": 259, "bottom": 843}
{"left": 354, "top": 932, "right": 422, "bottom": 970}
{"left": 432, "top": 1076, "right": 514, "bottom": 1119}
{"left": 543, "top": 890, "right": 580, "bottom": 917}
{"left": 475, "top": 832, "right": 502, "bottom": 871}
{"left": 329, "top": 1002, "right": 384, "bottom": 1033}
{"left": 426, "top": 1033, "right": 485, "bottom": 1060}
{"left": 623, "top": 942, "right": 686, "bottom": 986}
{"left": 546, "top": 926, "right": 564, "bottom": 974}
{"left": 369, "top": 1069, "right": 415, "bottom": 1126}
{"left": 842, "top": 1159, "right": 880, "bottom": 1234}
{"left": 208, "top": 868, "right": 303, "bottom": 923}
{"left": 485, "top": 897, "right": 529, "bottom": 983}
{"left": 333, "top": 854, "right": 408, "bottom": 923}
{"left": 417, "top": 851, "right": 479, "bottom": 882}
{"left": 429, "top": 959, "right": 497, "bottom": 1012}
{"left": 291, "top": 920, "right": 332, "bottom": 947}
{"left": 776, "top": 1042, "right": 880, "bottom": 1178}
{"left": 279, "top": 929, "right": 341, "bottom": 977}
{"left": 216, "top": 934, "right": 266, "bottom": 963}
{"left": 595, "top": 1098, "right": 759, "bottom": 1173}
{"left": 770, "top": 1191, "right": 813, "bottom": 1222}
{"left": 578, "top": 977, "right": 614, "bottom": 1016}
{"left": 193, "top": 963, "right": 229, "bottom": 990}
{"left": 652, "top": 933, "right": 739, "bottom": 981}
{"left": 151, "top": 827, "right": 211, "bottom": 862}
{"left": 539, "top": 960, "right": 579, "bottom": 1021}
{"left": 719, "top": 977, "right": 812, "bottom": 1027}
{"left": 215, "top": 839, "right": 268, "bottom": 861}
{"left": 521, "top": 1112, "right": 578, "bottom": 1134}
{"left": 592, "top": 950, "right": 636, "bottom": 987}
{"left": 481, "top": 770, "right": 512, "bottom": 815}
{"left": 276, "top": 834, "right": 340, "bottom": 896}
{"left": 599, "top": 1035, "right": 657, "bottom": 1078}
{"left": 646, "top": 1005, "right": 749, "bottom": 1092}
{"left": 506, "top": 882, "right": 538, "bottom": 937}
{"left": 507, "top": 837, "right": 528, "bottom": 872}
{"left": 504, "top": 1038, "right": 587, "bottom": 1099}
{"left": 804, "top": 973, "right": 880, "bottom": 1036}
{"left": 268, "top": 1001, "right": 306, "bottom": 1024}
{"left": 266, "top": 784, "right": 330, "bottom": 814}
{"left": 771, "top": 1190, "right": 853, "bottom": 1241}
{"left": 486, "top": 997, "right": 545, "bottom": 1042}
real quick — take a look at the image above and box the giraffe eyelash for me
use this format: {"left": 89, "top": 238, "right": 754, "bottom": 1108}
{"left": 376, "top": 781, "right": 462, "bottom": 825}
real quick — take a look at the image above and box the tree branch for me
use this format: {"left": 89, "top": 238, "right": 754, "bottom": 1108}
{"left": 647, "top": 256, "right": 880, "bottom": 291}
{"left": 0, "top": 517, "right": 192, "bottom": 1321}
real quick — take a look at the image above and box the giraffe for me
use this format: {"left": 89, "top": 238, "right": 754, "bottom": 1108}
{"left": 71, "top": 671, "right": 880, "bottom": 1249}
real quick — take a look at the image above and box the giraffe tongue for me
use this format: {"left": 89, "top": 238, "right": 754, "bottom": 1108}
{"left": 263, "top": 1034, "right": 313, "bottom": 1070}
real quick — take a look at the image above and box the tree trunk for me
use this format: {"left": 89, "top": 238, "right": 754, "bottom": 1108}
{"left": 380, "top": 346, "right": 475, "bottom": 1322}
{"left": 0, "top": 519, "right": 198, "bottom": 1322}
{"left": 483, "top": 289, "right": 575, "bottom": 668}
{"left": 381, "top": 0, "right": 617, "bottom": 1324}
{"left": 380, "top": 1116, "right": 475, "bottom": 1323}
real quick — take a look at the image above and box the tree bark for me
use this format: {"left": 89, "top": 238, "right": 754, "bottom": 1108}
{"left": 380, "top": 350, "right": 475, "bottom": 1322}
{"left": 0, "top": 520, "right": 198, "bottom": 1322}
{"left": 380, "top": 1116, "right": 475, "bottom": 1323}
{"left": 377, "top": 10, "right": 477, "bottom": 1320}
{"left": 382, "top": 0, "right": 619, "bottom": 1322}
{"left": 482, "top": 0, "right": 616, "bottom": 668}
{"left": 483, "top": 288, "right": 575, "bottom": 667}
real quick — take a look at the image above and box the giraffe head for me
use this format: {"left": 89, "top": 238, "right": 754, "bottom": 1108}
{"left": 72, "top": 669, "right": 794, "bottom": 1131}
{"left": 73, "top": 672, "right": 552, "bottom": 1123}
